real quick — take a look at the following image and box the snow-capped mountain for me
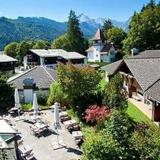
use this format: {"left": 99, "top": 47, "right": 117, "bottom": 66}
{"left": 78, "top": 13, "right": 129, "bottom": 31}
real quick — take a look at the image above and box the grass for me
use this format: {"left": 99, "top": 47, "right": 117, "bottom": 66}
{"left": 21, "top": 103, "right": 50, "bottom": 111}
{"left": 127, "top": 101, "right": 154, "bottom": 125}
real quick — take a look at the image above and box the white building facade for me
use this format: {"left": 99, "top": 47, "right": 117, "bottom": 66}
{"left": 86, "top": 29, "right": 116, "bottom": 63}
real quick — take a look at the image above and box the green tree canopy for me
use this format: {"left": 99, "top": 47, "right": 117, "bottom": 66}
{"left": 51, "top": 34, "right": 70, "bottom": 50}
{"left": 57, "top": 62, "right": 102, "bottom": 115}
{"left": 103, "top": 74, "right": 127, "bottom": 111}
{"left": 57, "top": 63, "right": 101, "bottom": 99}
{"left": 33, "top": 40, "right": 49, "bottom": 49}
{"left": 47, "top": 82, "right": 70, "bottom": 106}
{"left": 103, "top": 19, "right": 113, "bottom": 39}
{"left": 0, "top": 75, "right": 14, "bottom": 111}
{"left": 17, "top": 41, "right": 34, "bottom": 62}
{"left": 67, "top": 10, "right": 88, "bottom": 54}
{"left": 123, "top": 1, "right": 160, "bottom": 55}
{"left": 4, "top": 42, "right": 18, "bottom": 58}
{"left": 107, "top": 27, "right": 126, "bottom": 48}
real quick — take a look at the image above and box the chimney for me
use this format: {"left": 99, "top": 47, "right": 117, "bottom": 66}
{"left": 131, "top": 48, "right": 139, "bottom": 56}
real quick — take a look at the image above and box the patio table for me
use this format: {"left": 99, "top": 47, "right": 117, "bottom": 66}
{"left": 72, "top": 131, "right": 83, "bottom": 139}
{"left": 63, "top": 119, "right": 77, "bottom": 128}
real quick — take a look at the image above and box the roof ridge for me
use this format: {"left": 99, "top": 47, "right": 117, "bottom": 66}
{"left": 42, "top": 66, "right": 55, "bottom": 81}
{"left": 7, "top": 66, "right": 37, "bottom": 83}
{"left": 144, "top": 78, "right": 160, "bottom": 93}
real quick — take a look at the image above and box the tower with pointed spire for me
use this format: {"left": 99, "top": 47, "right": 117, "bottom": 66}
{"left": 86, "top": 28, "right": 116, "bottom": 62}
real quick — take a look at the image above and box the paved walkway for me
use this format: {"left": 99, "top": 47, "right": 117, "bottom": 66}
{"left": 9, "top": 110, "right": 82, "bottom": 160}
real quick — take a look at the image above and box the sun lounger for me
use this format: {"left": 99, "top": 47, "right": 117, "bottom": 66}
{"left": 68, "top": 124, "right": 81, "bottom": 133}
{"left": 59, "top": 111, "right": 68, "bottom": 117}
{"left": 63, "top": 119, "right": 78, "bottom": 129}
{"left": 51, "top": 139, "right": 67, "bottom": 150}
{"left": 72, "top": 131, "right": 83, "bottom": 139}
{"left": 61, "top": 115, "right": 71, "bottom": 123}
{"left": 75, "top": 138, "right": 84, "bottom": 147}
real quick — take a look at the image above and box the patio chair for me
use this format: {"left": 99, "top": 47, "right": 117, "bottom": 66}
{"left": 75, "top": 138, "right": 84, "bottom": 147}
{"left": 68, "top": 124, "right": 81, "bottom": 133}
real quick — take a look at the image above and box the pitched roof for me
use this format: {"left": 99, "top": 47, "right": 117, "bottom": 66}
{"left": 0, "top": 54, "right": 17, "bottom": 63}
{"left": 102, "top": 50, "right": 160, "bottom": 102}
{"left": 129, "top": 50, "right": 160, "bottom": 59}
{"left": 145, "top": 79, "right": 160, "bottom": 102}
{"left": 124, "top": 58, "right": 160, "bottom": 91}
{"left": 0, "top": 120, "right": 16, "bottom": 134}
{"left": 100, "top": 43, "right": 114, "bottom": 53}
{"left": 101, "top": 60, "right": 123, "bottom": 75}
{"left": 8, "top": 66, "right": 56, "bottom": 90}
{"left": 91, "top": 29, "right": 104, "bottom": 41}
{"left": 85, "top": 46, "right": 95, "bottom": 52}
{"left": 30, "top": 49, "right": 86, "bottom": 59}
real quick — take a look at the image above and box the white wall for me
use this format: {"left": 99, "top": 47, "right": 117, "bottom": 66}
{"left": 87, "top": 45, "right": 102, "bottom": 62}
{"left": 19, "top": 89, "right": 49, "bottom": 104}
{"left": 24, "top": 89, "right": 33, "bottom": 103}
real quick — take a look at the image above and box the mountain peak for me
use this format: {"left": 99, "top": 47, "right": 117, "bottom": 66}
{"left": 78, "top": 14, "right": 91, "bottom": 22}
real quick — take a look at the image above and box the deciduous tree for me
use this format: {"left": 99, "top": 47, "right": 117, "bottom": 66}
{"left": 123, "top": 1, "right": 160, "bottom": 55}
{"left": 4, "top": 42, "right": 18, "bottom": 58}
{"left": 107, "top": 27, "right": 126, "bottom": 49}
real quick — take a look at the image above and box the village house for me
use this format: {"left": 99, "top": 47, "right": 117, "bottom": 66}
{"left": 0, "top": 52, "right": 17, "bottom": 76}
{"left": 86, "top": 29, "right": 116, "bottom": 63}
{"left": 23, "top": 49, "right": 86, "bottom": 70}
{"left": 102, "top": 50, "right": 160, "bottom": 122}
{"left": 8, "top": 66, "right": 56, "bottom": 103}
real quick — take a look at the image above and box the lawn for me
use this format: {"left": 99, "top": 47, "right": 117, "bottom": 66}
{"left": 127, "top": 101, "right": 154, "bottom": 125}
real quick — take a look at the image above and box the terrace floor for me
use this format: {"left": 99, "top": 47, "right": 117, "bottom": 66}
{"left": 6, "top": 110, "right": 82, "bottom": 160}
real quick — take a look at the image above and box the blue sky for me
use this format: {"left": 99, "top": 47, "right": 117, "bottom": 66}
{"left": 0, "top": 0, "right": 159, "bottom": 21}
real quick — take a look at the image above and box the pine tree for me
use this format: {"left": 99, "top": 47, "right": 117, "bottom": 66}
{"left": 102, "top": 19, "right": 113, "bottom": 39}
{"left": 67, "top": 10, "right": 88, "bottom": 54}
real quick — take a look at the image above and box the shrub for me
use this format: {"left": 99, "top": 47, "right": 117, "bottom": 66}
{"left": 103, "top": 110, "right": 134, "bottom": 144}
{"left": 84, "top": 105, "right": 110, "bottom": 124}
{"left": 21, "top": 103, "right": 32, "bottom": 111}
{"left": 0, "top": 75, "right": 14, "bottom": 111}
{"left": 47, "top": 82, "right": 70, "bottom": 106}
{"left": 130, "top": 125, "right": 160, "bottom": 160}
{"left": 82, "top": 131, "right": 121, "bottom": 160}
{"left": 103, "top": 73, "right": 127, "bottom": 111}
{"left": 37, "top": 92, "right": 48, "bottom": 106}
